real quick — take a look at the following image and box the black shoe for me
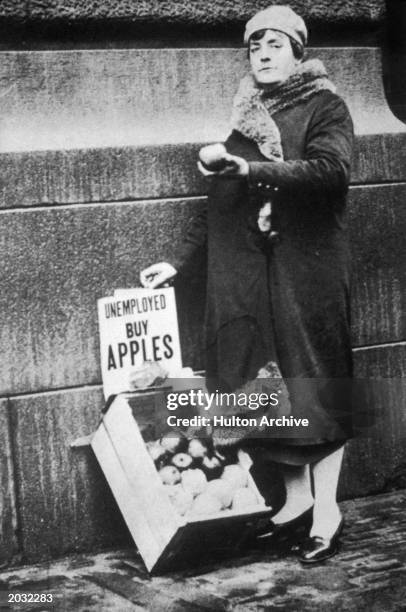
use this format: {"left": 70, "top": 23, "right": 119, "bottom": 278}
{"left": 256, "top": 506, "right": 313, "bottom": 542}
{"left": 299, "top": 518, "right": 344, "bottom": 564}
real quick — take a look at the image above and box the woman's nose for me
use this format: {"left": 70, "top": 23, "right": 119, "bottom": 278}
{"left": 259, "top": 49, "right": 271, "bottom": 62}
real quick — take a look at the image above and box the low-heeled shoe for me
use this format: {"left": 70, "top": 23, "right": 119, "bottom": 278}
{"left": 256, "top": 506, "right": 313, "bottom": 542}
{"left": 299, "top": 518, "right": 344, "bottom": 564}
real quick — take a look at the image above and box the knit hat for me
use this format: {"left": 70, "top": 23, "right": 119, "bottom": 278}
{"left": 244, "top": 5, "right": 308, "bottom": 49}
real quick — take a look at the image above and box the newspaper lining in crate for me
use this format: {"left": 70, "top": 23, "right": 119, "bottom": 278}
{"left": 91, "top": 393, "right": 272, "bottom": 574}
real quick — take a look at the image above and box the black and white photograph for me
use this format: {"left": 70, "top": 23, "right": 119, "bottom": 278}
{"left": 0, "top": 1, "right": 405, "bottom": 610}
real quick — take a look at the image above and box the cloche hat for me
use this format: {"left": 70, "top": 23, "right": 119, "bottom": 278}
{"left": 244, "top": 5, "right": 308, "bottom": 48}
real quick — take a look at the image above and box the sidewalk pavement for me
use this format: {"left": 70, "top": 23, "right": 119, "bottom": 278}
{"left": 0, "top": 490, "right": 405, "bottom": 611}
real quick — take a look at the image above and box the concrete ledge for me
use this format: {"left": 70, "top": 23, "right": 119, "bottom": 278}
{"left": 0, "top": 48, "right": 404, "bottom": 207}
{"left": 2, "top": 136, "right": 406, "bottom": 209}
{"left": 0, "top": 145, "right": 206, "bottom": 208}
{"left": 0, "top": 48, "right": 400, "bottom": 152}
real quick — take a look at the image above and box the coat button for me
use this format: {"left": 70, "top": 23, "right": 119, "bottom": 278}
{"left": 267, "top": 231, "right": 280, "bottom": 245}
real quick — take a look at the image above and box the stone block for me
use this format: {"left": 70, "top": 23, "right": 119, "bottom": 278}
{"left": 349, "top": 183, "right": 406, "bottom": 346}
{"left": 0, "top": 145, "right": 206, "bottom": 208}
{"left": 0, "top": 399, "right": 18, "bottom": 564}
{"left": 0, "top": 197, "right": 205, "bottom": 395}
{"left": 0, "top": 181, "right": 404, "bottom": 396}
{"left": 339, "top": 343, "right": 406, "bottom": 500}
{"left": 9, "top": 386, "right": 130, "bottom": 561}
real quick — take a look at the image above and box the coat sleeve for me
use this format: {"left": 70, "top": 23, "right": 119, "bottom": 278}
{"left": 248, "top": 94, "right": 354, "bottom": 198}
{"left": 167, "top": 200, "right": 208, "bottom": 277}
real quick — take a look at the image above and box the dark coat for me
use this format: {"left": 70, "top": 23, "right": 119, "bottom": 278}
{"left": 174, "top": 90, "right": 354, "bottom": 444}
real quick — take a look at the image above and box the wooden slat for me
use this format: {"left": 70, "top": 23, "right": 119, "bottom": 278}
{"left": 10, "top": 386, "right": 130, "bottom": 561}
{"left": 101, "top": 396, "right": 182, "bottom": 571}
{"left": 91, "top": 424, "right": 163, "bottom": 571}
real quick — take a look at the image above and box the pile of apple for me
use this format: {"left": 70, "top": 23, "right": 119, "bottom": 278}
{"left": 146, "top": 435, "right": 259, "bottom": 517}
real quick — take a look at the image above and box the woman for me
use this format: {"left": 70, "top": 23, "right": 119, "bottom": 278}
{"left": 140, "top": 5, "right": 354, "bottom": 564}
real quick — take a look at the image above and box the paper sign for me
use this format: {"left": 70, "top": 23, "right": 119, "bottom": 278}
{"left": 98, "top": 288, "right": 183, "bottom": 399}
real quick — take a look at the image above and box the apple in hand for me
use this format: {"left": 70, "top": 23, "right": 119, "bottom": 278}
{"left": 199, "top": 143, "right": 228, "bottom": 171}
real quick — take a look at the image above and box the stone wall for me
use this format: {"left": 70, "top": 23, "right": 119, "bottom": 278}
{"left": 0, "top": 1, "right": 385, "bottom": 26}
{"left": 0, "top": 43, "right": 405, "bottom": 565}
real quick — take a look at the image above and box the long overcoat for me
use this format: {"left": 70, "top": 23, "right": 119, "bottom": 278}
{"left": 174, "top": 89, "right": 354, "bottom": 445}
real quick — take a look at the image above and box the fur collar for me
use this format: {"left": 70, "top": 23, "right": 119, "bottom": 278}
{"left": 230, "top": 59, "right": 336, "bottom": 160}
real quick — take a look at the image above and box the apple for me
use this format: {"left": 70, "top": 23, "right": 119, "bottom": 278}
{"left": 181, "top": 468, "right": 207, "bottom": 497}
{"left": 231, "top": 487, "right": 258, "bottom": 510}
{"left": 146, "top": 440, "right": 164, "bottom": 461}
{"left": 191, "top": 493, "right": 223, "bottom": 516}
{"left": 171, "top": 453, "right": 193, "bottom": 470}
{"left": 165, "top": 484, "right": 183, "bottom": 498}
{"left": 201, "top": 454, "right": 224, "bottom": 480}
{"left": 169, "top": 488, "right": 194, "bottom": 516}
{"left": 199, "top": 143, "right": 228, "bottom": 171}
{"left": 159, "top": 465, "right": 181, "bottom": 485}
{"left": 188, "top": 439, "right": 210, "bottom": 459}
{"left": 221, "top": 464, "right": 249, "bottom": 489}
{"left": 146, "top": 440, "right": 170, "bottom": 469}
{"left": 160, "top": 434, "right": 187, "bottom": 454}
{"left": 206, "top": 479, "right": 234, "bottom": 509}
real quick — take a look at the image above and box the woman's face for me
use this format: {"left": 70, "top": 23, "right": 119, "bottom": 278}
{"left": 249, "top": 29, "right": 300, "bottom": 88}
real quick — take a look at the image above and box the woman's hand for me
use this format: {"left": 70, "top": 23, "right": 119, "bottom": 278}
{"left": 139, "top": 262, "right": 177, "bottom": 289}
{"left": 198, "top": 153, "right": 249, "bottom": 178}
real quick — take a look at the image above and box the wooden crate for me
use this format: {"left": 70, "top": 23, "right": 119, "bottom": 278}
{"left": 91, "top": 393, "right": 272, "bottom": 574}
